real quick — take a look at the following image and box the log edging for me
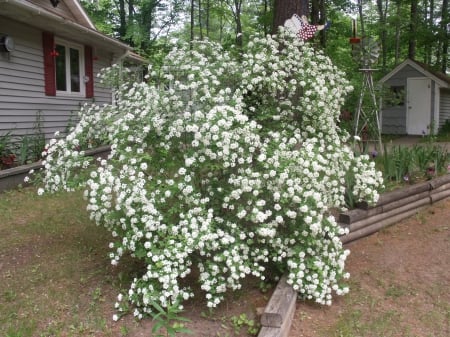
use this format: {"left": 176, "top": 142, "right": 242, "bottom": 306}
{"left": 339, "top": 174, "right": 450, "bottom": 244}
{"left": 257, "top": 174, "right": 450, "bottom": 337}
{"left": 258, "top": 275, "right": 297, "bottom": 337}
{"left": 0, "top": 145, "right": 111, "bottom": 194}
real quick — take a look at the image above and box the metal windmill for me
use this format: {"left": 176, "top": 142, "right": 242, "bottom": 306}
{"left": 351, "top": 36, "right": 383, "bottom": 153}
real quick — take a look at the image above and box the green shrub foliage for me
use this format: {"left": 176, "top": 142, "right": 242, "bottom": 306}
{"left": 38, "top": 30, "right": 383, "bottom": 319}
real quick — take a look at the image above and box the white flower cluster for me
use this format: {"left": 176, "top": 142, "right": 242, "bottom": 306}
{"left": 38, "top": 31, "right": 383, "bottom": 319}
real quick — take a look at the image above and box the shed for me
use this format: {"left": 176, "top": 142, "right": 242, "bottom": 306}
{"left": 379, "top": 59, "right": 450, "bottom": 135}
{"left": 0, "top": 0, "right": 144, "bottom": 145}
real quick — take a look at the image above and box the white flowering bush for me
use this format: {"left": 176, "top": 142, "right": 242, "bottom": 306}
{"left": 38, "top": 28, "right": 383, "bottom": 319}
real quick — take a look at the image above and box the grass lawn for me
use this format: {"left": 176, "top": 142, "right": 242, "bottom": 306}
{"left": 0, "top": 188, "right": 144, "bottom": 336}
{"left": 0, "top": 187, "right": 266, "bottom": 337}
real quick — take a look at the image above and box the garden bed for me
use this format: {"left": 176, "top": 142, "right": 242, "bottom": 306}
{"left": 0, "top": 145, "right": 110, "bottom": 194}
{"left": 339, "top": 173, "right": 450, "bottom": 243}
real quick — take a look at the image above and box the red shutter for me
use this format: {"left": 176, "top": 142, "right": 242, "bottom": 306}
{"left": 85, "top": 45, "right": 94, "bottom": 98}
{"left": 42, "top": 32, "right": 56, "bottom": 96}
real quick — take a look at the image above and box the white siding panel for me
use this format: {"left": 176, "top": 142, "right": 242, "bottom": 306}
{"left": 439, "top": 89, "right": 450, "bottom": 129}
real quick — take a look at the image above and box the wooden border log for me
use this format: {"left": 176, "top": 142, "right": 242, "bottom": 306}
{"left": 260, "top": 275, "right": 297, "bottom": 329}
{"left": 258, "top": 302, "right": 295, "bottom": 337}
{"left": 258, "top": 327, "right": 283, "bottom": 337}
{"left": 0, "top": 145, "right": 112, "bottom": 194}
{"left": 429, "top": 174, "right": 450, "bottom": 189}
{"left": 339, "top": 207, "right": 383, "bottom": 225}
{"left": 430, "top": 182, "right": 450, "bottom": 194}
{"left": 381, "top": 190, "right": 430, "bottom": 213}
{"left": 340, "top": 189, "right": 431, "bottom": 224}
{"left": 348, "top": 196, "right": 431, "bottom": 232}
{"left": 375, "top": 181, "right": 431, "bottom": 207}
{"left": 258, "top": 327, "right": 278, "bottom": 337}
{"left": 430, "top": 189, "right": 450, "bottom": 203}
{"left": 355, "top": 181, "right": 431, "bottom": 210}
{"left": 341, "top": 206, "right": 428, "bottom": 244}
{"left": 0, "top": 161, "right": 43, "bottom": 193}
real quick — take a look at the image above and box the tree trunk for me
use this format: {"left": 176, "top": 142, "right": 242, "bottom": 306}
{"left": 199, "top": 0, "right": 203, "bottom": 40}
{"left": 206, "top": 0, "right": 210, "bottom": 38}
{"left": 263, "top": 0, "right": 270, "bottom": 35}
{"left": 128, "top": 0, "right": 134, "bottom": 21}
{"left": 358, "top": 0, "right": 365, "bottom": 37}
{"left": 394, "top": 0, "right": 401, "bottom": 64}
{"left": 441, "top": 0, "right": 449, "bottom": 73}
{"left": 219, "top": 0, "right": 224, "bottom": 42}
{"left": 118, "top": 0, "right": 127, "bottom": 39}
{"left": 408, "top": 0, "right": 418, "bottom": 59}
{"left": 311, "top": 0, "right": 319, "bottom": 24}
{"left": 190, "top": 0, "right": 195, "bottom": 43}
{"left": 234, "top": 0, "right": 243, "bottom": 48}
{"left": 376, "top": 0, "right": 388, "bottom": 71}
{"left": 272, "top": 0, "right": 309, "bottom": 33}
{"left": 319, "top": 0, "right": 326, "bottom": 47}
{"left": 426, "top": 0, "right": 434, "bottom": 65}
{"left": 227, "top": 0, "right": 243, "bottom": 48}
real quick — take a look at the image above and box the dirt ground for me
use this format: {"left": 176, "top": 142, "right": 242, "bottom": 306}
{"left": 123, "top": 197, "right": 450, "bottom": 337}
{"left": 289, "top": 198, "right": 450, "bottom": 337}
{"left": 1, "top": 189, "right": 449, "bottom": 337}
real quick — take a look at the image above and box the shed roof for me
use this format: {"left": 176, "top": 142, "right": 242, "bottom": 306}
{"left": 380, "top": 59, "right": 450, "bottom": 89}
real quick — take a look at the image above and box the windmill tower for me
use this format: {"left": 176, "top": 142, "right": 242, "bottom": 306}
{"left": 351, "top": 36, "right": 382, "bottom": 153}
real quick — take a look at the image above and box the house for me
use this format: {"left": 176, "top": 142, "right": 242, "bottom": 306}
{"left": 379, "top": 59, "right": 450, "bottom": 135}
{"left": 0, "top": 0, "right": 143, "bottom": 145}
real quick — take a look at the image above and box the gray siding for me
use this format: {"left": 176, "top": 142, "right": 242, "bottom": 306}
{"left": 381, "top": 105, "right": 407, "bottom": 134}
{"left": 381, "top": 65, "right": 416, "bottom": 134}
{"left": 381, "top": 65, "right": 436, "bottom": 135}
{"left": 384, "top": 65, "right": 425, "bottom": 87}
{"left": 0, "top": 16, "right": 113, "bottom": 141}
{"left": 440, "top": 89, "right": 450, "bottom": 129}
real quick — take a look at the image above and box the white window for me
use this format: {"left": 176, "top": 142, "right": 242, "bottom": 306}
{"left": 55, "top": 39, "right": 85, "bottom": 95}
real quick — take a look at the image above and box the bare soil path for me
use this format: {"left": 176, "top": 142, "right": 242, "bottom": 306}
{"left": 290, "top": 198, "right": 450, "bottom": 337}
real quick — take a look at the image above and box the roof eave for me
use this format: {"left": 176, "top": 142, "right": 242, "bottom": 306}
{"left": 2, "top": 0, "right": 134, "bottom": 57}
{"left": 380, "top": 59, "right": 449, "bottom": 89}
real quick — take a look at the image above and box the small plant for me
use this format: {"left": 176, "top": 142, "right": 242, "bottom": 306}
{"left": 16, "top": 134, "right": 31, "bottom": 165}
{"left": 258, "top": 280, "right": 273, "bottom": 294}
{"left": 3, "top": 111, "right": 46, "bottom": 167}
{"left": 0, "top": 132, "right": 16, "bottom": 169}
{"left": 385, "top": 284, "right": 408, "bottom": 298}
{"left": 150, "top": 300, "right": 192, "bottom": 337}
{"left": 119, "top": 325, "right": 129, "bottom": 336}
{"left": 230, "top": 313, "right": 259, "bottom": 336}
{"left": 29, "top": 110, "right": 46, "bottom": 162}
{"left": 377, "top": 143, "right": 449, "bottom": 186}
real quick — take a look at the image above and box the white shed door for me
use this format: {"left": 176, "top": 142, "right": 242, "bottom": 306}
{"left": 407, "top": 78, "right": 431, "bottom": 135}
